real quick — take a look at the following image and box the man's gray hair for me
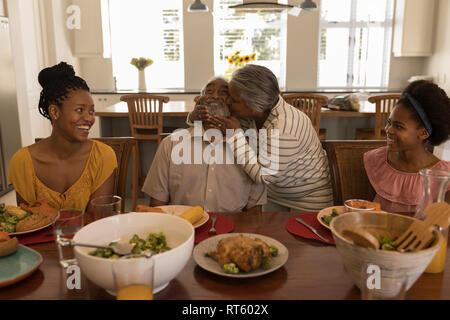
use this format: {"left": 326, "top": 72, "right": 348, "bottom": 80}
{"left": 200, "top": 76, "right": 228, "bottom": 95}
{"left": 230, "top": 64, "right": 280, "bottom": 112}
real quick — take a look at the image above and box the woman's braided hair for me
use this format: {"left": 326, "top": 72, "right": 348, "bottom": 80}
{"left": 38, "top": 62, "right": 90, "bottom": 121}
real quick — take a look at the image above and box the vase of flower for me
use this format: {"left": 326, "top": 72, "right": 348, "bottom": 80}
{"left": 224, "top": 51, "right": 256, "bottom": 80}
{"left": 130, "top": 57, "right": 153, "bottom": 91}
{"left": 138, "top": 70, "right": 146, "bottom": 91}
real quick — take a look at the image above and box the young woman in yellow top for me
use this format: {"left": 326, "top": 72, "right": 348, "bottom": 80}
{"left": 8, "top": 62, "right": 117, "bottom": 215}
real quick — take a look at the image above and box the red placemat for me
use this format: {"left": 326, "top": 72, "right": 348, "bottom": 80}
{"left": 195, "top": 213, "right": 234, "bottom": 244}
{"left": 285, "top": 213, "right": 335, "bottom": 245}
{"left": 16, "top": 226, "right": 55, "bottom": 245}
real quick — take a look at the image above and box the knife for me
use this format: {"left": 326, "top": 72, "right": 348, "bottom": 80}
{"left": 295, "top": 217, "right": 329, "bottom": 243}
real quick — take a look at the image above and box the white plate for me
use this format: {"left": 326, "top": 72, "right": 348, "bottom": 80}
{"left": 193, "top": 233, "right": 289, "bottom": 278}
{"left": 317, "top": 205, "right": 345, "bottom": 230}
{"left": 156, "top": 205, "right": 209, "bottom": 229}
{"left": 8, "top": 214, "right": 59, "bottom": 236}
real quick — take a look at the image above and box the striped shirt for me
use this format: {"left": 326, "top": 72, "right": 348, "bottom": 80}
{"left": 226, "top": 96, "right": 333, "bottom": 212}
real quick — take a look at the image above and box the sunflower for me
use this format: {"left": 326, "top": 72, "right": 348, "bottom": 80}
{"left": 251, "top": 53, "right": 256, "bottom": 61}
{"left": 239, "top": 57, "right": 244, "bottom": 63}
{"left": 244, "top": 55, "right": 250, "bottom": 62}
{"left": 228, "top": 57, "right": 234, "bottom": 64}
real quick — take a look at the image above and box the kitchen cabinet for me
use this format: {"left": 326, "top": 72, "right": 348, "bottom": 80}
{"left": 393, "top": 0, "right": 436, "bottom": 57}
{"left": 72, "top": 0, "right": 111, "bottom": 58}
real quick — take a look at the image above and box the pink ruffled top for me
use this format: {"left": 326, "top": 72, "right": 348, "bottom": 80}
{"left": 364, "top": 146, "right": 450, "bottom": 213}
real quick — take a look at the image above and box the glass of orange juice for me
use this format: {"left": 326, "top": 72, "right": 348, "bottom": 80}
{"left": 112, "top": 255, "right": 154, "bottom": 300}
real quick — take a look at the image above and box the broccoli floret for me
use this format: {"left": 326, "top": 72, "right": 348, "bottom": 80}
{"left": 0, "top": 222, "right": 15, "bottom": 233}
{"left": 376, "top": 233, "right": 398, "bottom": 251}
{"left": 223, "top": 263, "right": 239, "bottom": 274}
{"left": 129, "top": 234, "right": 140, "bottom": 245}
{"left": 321, "top": 215, "right": 332, "bottom": 225}
{"left": 331, "top": 209, "right": 340, "bottom": 217}
{"left": 5, "top": 216, "right": 18, "bottom": 224}
{"left": 269, "top": 245, "right": 278, "bottom": 257}
{"left": 261, "top": 257, "right": 272, "bottom": 270}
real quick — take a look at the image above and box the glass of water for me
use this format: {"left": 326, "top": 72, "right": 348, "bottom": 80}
{"left": 90, "top": 195, "right": 122, "bottom": 220}
{"left": 53, "top": 209, "right": 85, "bottom": 268}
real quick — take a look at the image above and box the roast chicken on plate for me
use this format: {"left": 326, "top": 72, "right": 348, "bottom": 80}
{"left": 209, "top": 235, "right": 271, "bottom": 272}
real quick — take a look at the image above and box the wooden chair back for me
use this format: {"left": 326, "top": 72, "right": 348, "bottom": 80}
{"left": 321, "top": 140, "right": 386, "bottom": 205}
{"left": 35, "top": 137, "right": 135, "bottom": 213}
{"left": 282, "top": 94, "right": 328, "bottom": 135}
{"left": 369, "top": 94, "right": 401, "bottom": 140}
{"left": 120, "top": 94, "right": 170, "bottom": 144}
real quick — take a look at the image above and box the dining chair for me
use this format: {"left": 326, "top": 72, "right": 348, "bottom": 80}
{"left": 120, "top": 94, "right": 170, "bottom": 210}
{"left": 321, "top": 140, "right": 386, "bottom": 205}
{"left": 35, "top": 137, "right": 136, "bottom": 213}
{"left": 282, "top": 94, "right": 328, "bottom": 140}
{"left": 355, "top": 94, "right": 401, "bottom": 140}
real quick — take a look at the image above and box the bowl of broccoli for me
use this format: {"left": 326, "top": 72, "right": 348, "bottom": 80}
{"left": 73, "top": 212, "right": 194, "bottom": 295}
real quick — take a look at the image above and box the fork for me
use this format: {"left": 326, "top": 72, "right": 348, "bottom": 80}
{"left": 395, "top": 202, "right": 450, "bottom": 252}
{"left": 208, "top": 215, "right": 218, "bottom": 234}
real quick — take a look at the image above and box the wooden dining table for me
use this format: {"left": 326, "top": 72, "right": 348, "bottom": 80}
{"left": 1, "top": 211, "right": 449, "bottom": 300}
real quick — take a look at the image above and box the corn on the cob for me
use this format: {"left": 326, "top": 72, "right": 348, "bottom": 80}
{"left": 179, "top": 206, "right": 203, "bottom": 224}
{"left": 6, "top": 206, "right": 29, "bottom": 219}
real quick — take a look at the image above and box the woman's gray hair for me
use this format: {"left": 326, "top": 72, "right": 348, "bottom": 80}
{"left": 230, "top": 64, "right": 280, "bottom": 112}
{"left": 200, "top": 76, "right": 228, "bottom": 95}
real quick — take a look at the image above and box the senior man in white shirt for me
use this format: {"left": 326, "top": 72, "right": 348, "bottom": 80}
{"left": 142, "top": 77, "right": 266, "bottom": 213}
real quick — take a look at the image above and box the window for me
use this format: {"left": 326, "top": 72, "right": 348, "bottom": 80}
{"left": 213, "top": 0, "right": 287, "bottom": 88}
{"left": 318, "top": 0, "right": 394, "bottom": 88}
{"left": 109, "top": 0, "right": 184, "bottom": 90}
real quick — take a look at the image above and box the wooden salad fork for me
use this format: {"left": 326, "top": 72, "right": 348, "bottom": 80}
{"left": 394, "top": 202, "right": 450, "bottom": 252}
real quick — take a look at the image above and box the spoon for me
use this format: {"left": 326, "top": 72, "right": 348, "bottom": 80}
{"left": 57, "top": 238, "right": 137, "bottom": 256}
{"left": 342, "top": 226, "right": 380, "bottom": 250}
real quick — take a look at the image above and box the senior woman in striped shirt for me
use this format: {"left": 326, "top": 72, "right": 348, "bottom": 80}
{"left": 208, "top": 64, "right": 333, "bottom": 212}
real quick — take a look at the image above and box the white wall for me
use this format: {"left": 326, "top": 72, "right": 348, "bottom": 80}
{"left": 8, "top": 0, "right": 48, "bottom": 147}
{"left": 425, "top": 0, "right": 450, "bottom": 160}
{"left": 0, "top": 0, "right": 5, "bottom": 16}
{"left": 425, "top": 0, "right": 450, "bottom": 93}
{"left": 7, "top": 0, "right": 80, "bottom": 147}
{"left": 77, "top": 0, "right": 427, "bottom": 92}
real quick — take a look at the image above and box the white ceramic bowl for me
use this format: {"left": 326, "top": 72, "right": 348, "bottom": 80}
{"left": 330, "top": 211, "right": 443, "bottom": 297}
{"left": 73, "top": 212, "right": 194, "bottom": 294}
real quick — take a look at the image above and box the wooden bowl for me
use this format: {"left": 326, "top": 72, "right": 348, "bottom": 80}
{"left": 330, "top": 211, "right": 443, "bottom": 296}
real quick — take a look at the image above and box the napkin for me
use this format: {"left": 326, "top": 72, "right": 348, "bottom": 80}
{"left": 16, "top": 226, "right": 55, "bottom": 245}
{"left": 285, "top": 213, "right": 335, "bottom": 245}
{"left": 195, "top": 213, "right": 234, "bottom": 244}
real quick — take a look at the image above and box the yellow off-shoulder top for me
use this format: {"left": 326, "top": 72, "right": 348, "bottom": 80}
{"left": 8, "top": 140, "right": 118, "bottom": 212}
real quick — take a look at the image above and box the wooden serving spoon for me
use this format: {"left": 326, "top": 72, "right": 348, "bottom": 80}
{"left": 342, "top": 226, "right": 380, "bottom": 249}
{"left": 395, "top": 202, "right": 450, "bottom": 252}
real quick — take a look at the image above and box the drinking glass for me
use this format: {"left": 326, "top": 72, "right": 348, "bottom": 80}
{"left": 90, "top": 195, "right": 121, "bottom": 220}
{"left": 360, "top": 263, "right": 408, "bottom": 300}
{"left": 53, "top": 209, "right": 85, "bottom": 268}
{"left": 112, "top": 255, "right": 155, "bottom": 300}
{"left": 414, "top": 168, "right": 450, "bottom": 273}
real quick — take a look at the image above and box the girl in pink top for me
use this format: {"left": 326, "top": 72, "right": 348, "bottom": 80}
{"left": 364, "top": 80, "right": 450, "bottom": 213}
